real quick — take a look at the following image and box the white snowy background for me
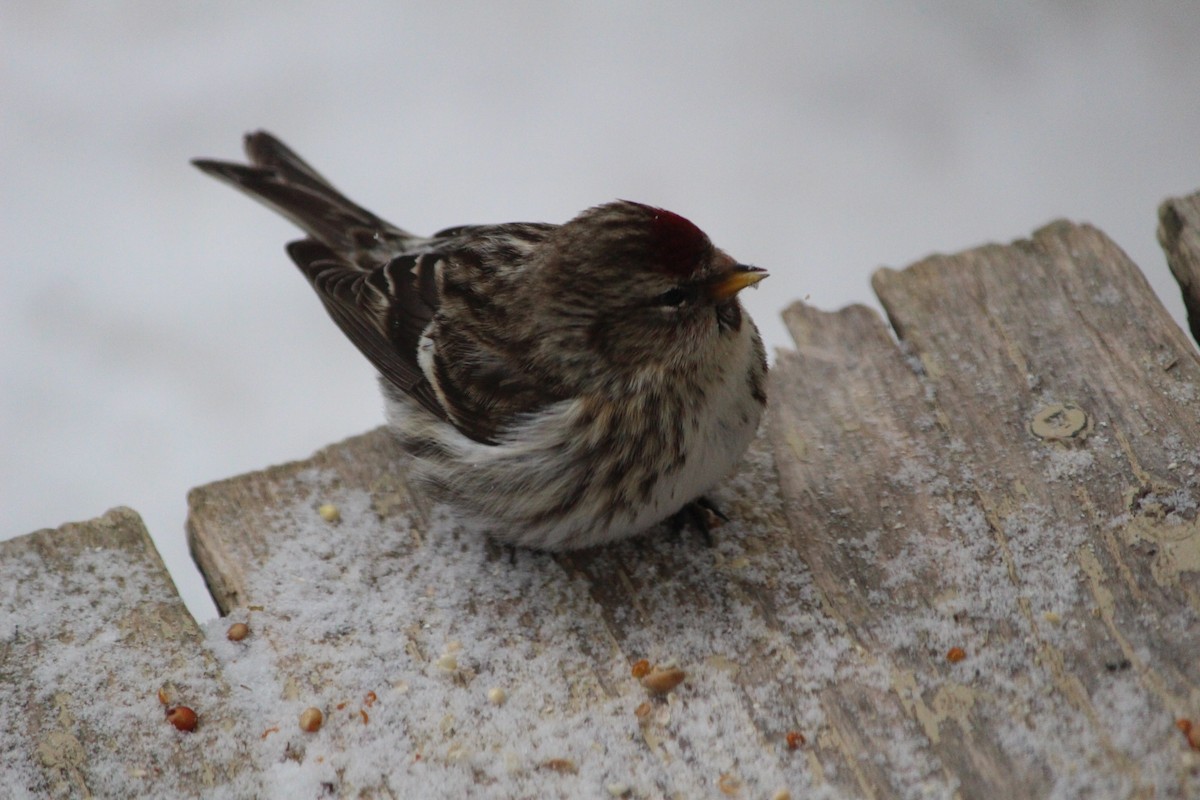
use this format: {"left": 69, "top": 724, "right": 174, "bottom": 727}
{"left": 5, "top": 2, "right": 1200, "bottom": 623}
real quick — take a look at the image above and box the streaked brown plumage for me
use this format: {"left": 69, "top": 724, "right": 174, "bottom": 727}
{"left": 193, "top": 132, "right": 767, "bottom": 548}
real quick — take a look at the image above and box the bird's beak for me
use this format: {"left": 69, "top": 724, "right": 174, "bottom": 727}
{"left": 707, "top": 265, "right": 768, "bottom": 302}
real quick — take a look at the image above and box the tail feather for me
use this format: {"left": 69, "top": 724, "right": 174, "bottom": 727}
{"left": 192, "top": 131, "right": 415, "bottom": 267}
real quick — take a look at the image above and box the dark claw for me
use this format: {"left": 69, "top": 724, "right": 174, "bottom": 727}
{"left": 696, "top": 496, "right": 729, "bottom": 523}
{"left": 668, "top": 496, "right": 726, "bottom": 547}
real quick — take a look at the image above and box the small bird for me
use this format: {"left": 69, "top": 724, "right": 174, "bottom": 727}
{"left": 193, "top": 132, "right": 767, "bottom": 550}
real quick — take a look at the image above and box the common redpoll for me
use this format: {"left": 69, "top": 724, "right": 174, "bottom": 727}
{"left": 193, "top": 132, "right": 767, "bottom": 549}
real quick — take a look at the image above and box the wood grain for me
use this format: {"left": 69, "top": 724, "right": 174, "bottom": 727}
{"left": 866, "top": 221, "right": 1200, "bottom": 796}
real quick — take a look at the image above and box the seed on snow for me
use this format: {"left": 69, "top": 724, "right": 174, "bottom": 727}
{"left": 299, "top": 707, "right": 324, "bottom": 732}
{"left": 640, "top": 667, "right": 686, "bottom": 695}
{"left": 166, "top": 706, "right": 198, "bottom": 732}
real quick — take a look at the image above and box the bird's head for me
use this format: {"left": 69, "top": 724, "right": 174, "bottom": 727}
{"left": 534, "top": 200, "right": 767, "bottom": 379}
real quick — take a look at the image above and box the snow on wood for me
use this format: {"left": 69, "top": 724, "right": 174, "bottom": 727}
{"left": 186, "top": 426, "right": 809, "bottom": 798}
{"left": 0, "top": 508, "right": 245, "bottom": 798}
{"left": 777, "top": 219, "right": 1200, "bottom": 798}
{"left": 6, "top": 196, "right": 1200, "bottom": 799}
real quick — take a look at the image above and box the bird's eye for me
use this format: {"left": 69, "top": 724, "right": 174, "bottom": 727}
{"left": 654, "top": 287, "right": 689, "bottom": 307}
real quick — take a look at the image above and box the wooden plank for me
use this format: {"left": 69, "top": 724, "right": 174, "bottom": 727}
{"left": 780, "top": 219, "right": 1200, "bottom": 797}
{"left": 188, "top": 426, "right": 831, "bottom": 799}
{"left": 1158, "top": 190, "right": 1200, "bottom": 343}
{"left": 183, "top": 215, "right": 1200, "bottom": 798}
{"left": 771, "top": 302, "right": 1003, "bottom": 796}
{"left": 0, "top": 507, "right": 244, "bottom": 798}
{"left": 187, "top": 428, "right": 417, "bottom": 615}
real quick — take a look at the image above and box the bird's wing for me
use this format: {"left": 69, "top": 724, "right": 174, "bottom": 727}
{"left": 291, "top": 234, "right": 568, "bottom": 445}
{"left": 416, "top": 224, "right": 573, "bottom": 444}
{"left": 285, "top": 240, "right": 448, "bottom": 423}
{"left": 194, "top": 132, "right": 564, "bottom": 444}
{"left": 193, "top": 131, "right": 447, "bottom": 420}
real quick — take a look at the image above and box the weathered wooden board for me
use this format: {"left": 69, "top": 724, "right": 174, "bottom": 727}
{"left": 185, "top": 211, "right": 1200, "bottom": 798}
{"left": 774, "top": 220, "right": 1200, "bottom": 798}
{"left": 6, "top": 196, "right": 1192, "bottom": 799}
{"left": 0, "top": 508, "right": 244, "bottom": 799}
{"left": 188, "top": 425, "right": 824, "bottom": 799}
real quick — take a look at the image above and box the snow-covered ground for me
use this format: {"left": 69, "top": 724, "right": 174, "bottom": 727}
{"left": 5, "top": 2, "right": 1200, "bottom": 623}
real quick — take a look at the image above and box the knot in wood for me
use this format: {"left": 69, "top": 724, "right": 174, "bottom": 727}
{"left": 1028, "top": 402, "right": 1091, "bottom": 442}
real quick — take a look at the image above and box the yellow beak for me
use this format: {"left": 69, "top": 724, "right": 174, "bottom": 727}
{"left": 707, "top": 265, "right": 768, "bottom": 302}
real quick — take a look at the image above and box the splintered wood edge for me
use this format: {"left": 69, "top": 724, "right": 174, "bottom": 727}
{"left": 6, "top": 506, "right": 159, "bottom": 568}
{"left": 1158, "top": 191, "right": 1200, "bottom": 344}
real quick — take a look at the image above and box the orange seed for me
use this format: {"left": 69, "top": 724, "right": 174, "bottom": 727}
{"left": 641, "top": 667, "right": 686, "bottom": 695}
{"left": 166, "top": 706, "right": 198, "bottom": 732}
{"left": 299, "top": 707, "right": 324, "bottom": 733}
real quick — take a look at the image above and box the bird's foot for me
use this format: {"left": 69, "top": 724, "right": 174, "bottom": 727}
{"left": 668, "top": 496, "right": 728, "bottom": 547}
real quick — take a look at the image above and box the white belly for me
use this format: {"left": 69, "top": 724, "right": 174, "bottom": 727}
{"left": 621, "top": 356, "right": 763, "bottom": 535}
